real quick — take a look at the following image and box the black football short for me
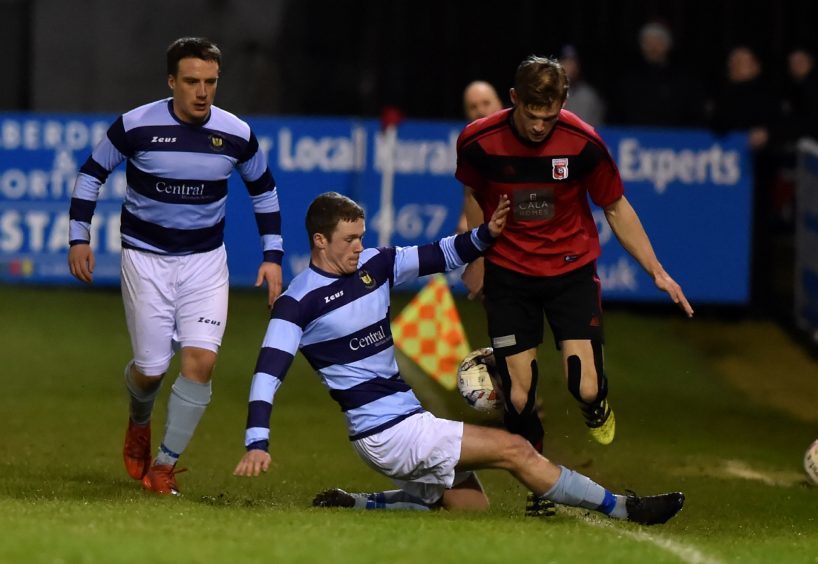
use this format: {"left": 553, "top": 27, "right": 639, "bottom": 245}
{"left": 482, "top": 260, "right": 604, "bottom": 354}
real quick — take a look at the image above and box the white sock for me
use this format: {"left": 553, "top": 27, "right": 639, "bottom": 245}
{"left": 543, "top": 466, "right": 627, "bottom": 519}
{"left": 155, "top": 375, "right": 211, "bottom": 466}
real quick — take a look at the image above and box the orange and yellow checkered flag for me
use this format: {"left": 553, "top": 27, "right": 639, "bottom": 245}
{"left": 391, "top": 274, "right": 471, "bottom": 390}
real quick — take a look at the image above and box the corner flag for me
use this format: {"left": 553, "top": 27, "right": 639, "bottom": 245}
{"left": 391, "top": 274, "right": 471, "bottom": 390}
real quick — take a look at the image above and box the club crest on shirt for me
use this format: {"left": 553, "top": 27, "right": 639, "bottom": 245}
{"left": 359, "top": 270, "right": 375, "bottom": 289}
{"left": 552, "top": 157, "right": 569, "bottom": 180}
{"left": 209, "top": 134, "right": 225, "bottom": 151}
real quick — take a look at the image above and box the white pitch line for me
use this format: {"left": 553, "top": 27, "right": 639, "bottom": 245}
{"left": 576, "top": 512, "right": 722, "bottom": 564}
{"left": 721, "top": 459, "right": 805, "bottom": 487}
{"left": 671, "top": 458, "right": 807, "bottom": 488}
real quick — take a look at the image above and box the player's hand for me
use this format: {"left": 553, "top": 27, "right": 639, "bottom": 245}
{"left": 233, "top": 449, "right": 272, "bottom": 477}
{"left": 487, "top": 194, "right": 510, "bottom": 238}
{"left": 256, "top": 262, "right": 283, "bottom": 307}
{"left": 654, "top": 271, "right": 694, "bottom": 318}
{"left": 68, "top": 244, "right": 95, "bottom": 284}
{"left": 462, "top": 257, "right": 485, "bottom": 301}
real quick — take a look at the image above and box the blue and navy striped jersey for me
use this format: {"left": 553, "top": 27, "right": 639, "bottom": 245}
{"left": 69, "top": 98, "right": 283, "bottom": 262}
{"left": 244, "top": 225, "right": 495, "bottom": 449}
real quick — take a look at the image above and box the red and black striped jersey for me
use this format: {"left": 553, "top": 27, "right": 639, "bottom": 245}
{"left": 456, "top": 108, "right": 624, "bottom": 277}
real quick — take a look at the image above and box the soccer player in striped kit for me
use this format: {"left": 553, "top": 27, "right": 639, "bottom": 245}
{"left": 233, "top": 192, "right": 684, "bottom": 525}
{"left": 68, "top": 37, "right": 283, "bottom": 495}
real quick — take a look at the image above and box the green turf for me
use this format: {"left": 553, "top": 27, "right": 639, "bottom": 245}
{"left": 1, "top": 285, "right": 817, "bottom": 563}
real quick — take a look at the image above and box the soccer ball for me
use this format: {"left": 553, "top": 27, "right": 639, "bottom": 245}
{"left": 805, "top": 440, "right": 818, "bottom": 485}
{"left": 457, "top": 347, "right": 504, "bottom": 414}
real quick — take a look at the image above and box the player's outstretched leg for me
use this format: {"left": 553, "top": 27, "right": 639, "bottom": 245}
{"left": 459, "top": 424, "right": 684, "bottom": 525}
{"left": 539, "top": 466, "right": 684, "bottom": 525}
{"left": 313, "top": 488, "right": 433, "bottom": 511}
{"left": 314, "top": 472, "right": 489, "bottom": 512}
{"left": 123, "top": 361, "right": 161, "bottom": 480}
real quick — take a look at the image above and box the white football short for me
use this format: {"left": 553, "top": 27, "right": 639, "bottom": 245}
{"left": 121, "top": 245, "right": 229, "bottom": 376}
{"left": 351, "top": 411, "right": 471, "bottom": 505}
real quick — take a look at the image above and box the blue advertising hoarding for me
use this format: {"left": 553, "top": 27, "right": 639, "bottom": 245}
{"left": 598, "top": 128, "right": 752, "bottom": 302}
{"left": 0, "top": 112, "right": 752, "bottom": 303}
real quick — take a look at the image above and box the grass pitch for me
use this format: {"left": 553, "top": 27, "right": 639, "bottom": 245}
{"left": 1, "top": 285, "right": 817, "bottom": 563}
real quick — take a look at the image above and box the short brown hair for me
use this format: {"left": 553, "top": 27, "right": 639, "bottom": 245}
{"left": 166, "top": 37, "right": 222, "bottom": 76}
{"left": 306, "top": 192, "right": 365, "bottom": 248}
{"left": 513, "top": 55, "right": 569, "bottom": 108}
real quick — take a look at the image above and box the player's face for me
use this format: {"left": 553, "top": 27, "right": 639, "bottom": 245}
{"left": 511, "top": 91, "right": 561, "bottom": 143}
{"left": 168, "top": 57, "right": 220, "bottom": 124}
{"left": 463, "top": 84, "right": 503, "bottom": 121}
{"left": 325, "top": 219, "right": 365, "bottom": 275}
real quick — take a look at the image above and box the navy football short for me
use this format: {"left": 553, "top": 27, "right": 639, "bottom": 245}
{"left": 483, "top": 260, "right": 604, "bottom": 355}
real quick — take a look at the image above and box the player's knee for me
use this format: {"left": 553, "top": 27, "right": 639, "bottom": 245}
{"left": 180, "top": 345, "right": 218, "bottom": 383}
{"left": 566, "top": 345, "right": 607, "bottom": 404}
{"left": 133, "top": 359, "right": 170, "bottom": 380}
{"left": 503, "top": 432, "right": 539, "bottom": 471}
{"left": 127, "top": 361, "right": 164, "bottom": 395}
{"left": 509, "top": 388, "right": 528, "bottom": 413}
{"left": 497, "top": 355, "right": 538, "bottom": 415}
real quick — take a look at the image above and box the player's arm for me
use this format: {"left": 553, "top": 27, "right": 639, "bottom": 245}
{"left": 461, "top": 185, "right": 487, "bottom": 299}
{"left": 604, "top": 195, "right": 694, "bottom": 317}
{"left": 234, "top": 297, "right": 302, "bottom": 477}
{"left": 237, "top": 131, "right": 284, "bottom": 307}
{"left": 392, "top": 195, "right": 509, "bottom": 287}
{"left": 68, "top": 118, "right": 128, "bottom": 284}
{"left": 457, "top": 184, "right": 482, "bottom": 234}
{"left": 463, "top": 186, "right": 484, "bottom": 230}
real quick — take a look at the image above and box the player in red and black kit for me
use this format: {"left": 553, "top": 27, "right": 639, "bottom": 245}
{"left": 456, "top": 56, "right": 693, "bottom": 513}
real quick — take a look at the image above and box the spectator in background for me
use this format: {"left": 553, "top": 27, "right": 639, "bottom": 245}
{"left": 559, "top": 45, "right": 605, "bottom": 127}
{"left": 458, "top": 81, "right": 504, "bottom": 233}
{"left": 709, "top": 46, "right": 778, "bottom": 150}
{"left": 772, "top": 48, "right": 818, "bottom": 224}
{"left": 709, "top": 45, "right": 781, "bottom": 310}
{"left": 780, "top": 48, "right": 818, "bottom": 145}
{"left": 463, "top": 81, "right": 504, "bottom": 123}
{"left": 611, "top": 20, "right": 706, "bottom": 127}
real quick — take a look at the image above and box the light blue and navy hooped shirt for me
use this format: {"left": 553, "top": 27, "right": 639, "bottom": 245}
{"left": 244, "top": 225, "right": 495, "bottom": 450}
{"left": 69, "top": 98, "right": 283, "bottom": 262}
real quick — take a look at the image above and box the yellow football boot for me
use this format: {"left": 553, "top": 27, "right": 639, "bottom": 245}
{"left": 583, "top": 399, "right": 615, "bottom": 445}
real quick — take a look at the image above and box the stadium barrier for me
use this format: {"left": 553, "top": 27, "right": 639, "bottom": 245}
{"left": 0, "top": 113, "right": 752, "bottom": 303}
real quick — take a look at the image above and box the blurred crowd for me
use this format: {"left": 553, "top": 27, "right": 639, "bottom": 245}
{"left": 560, "top": 21, "right": 818, "bottom": 145}
{"left": 557, "top": 21, "right": 818, "bottom": 232}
